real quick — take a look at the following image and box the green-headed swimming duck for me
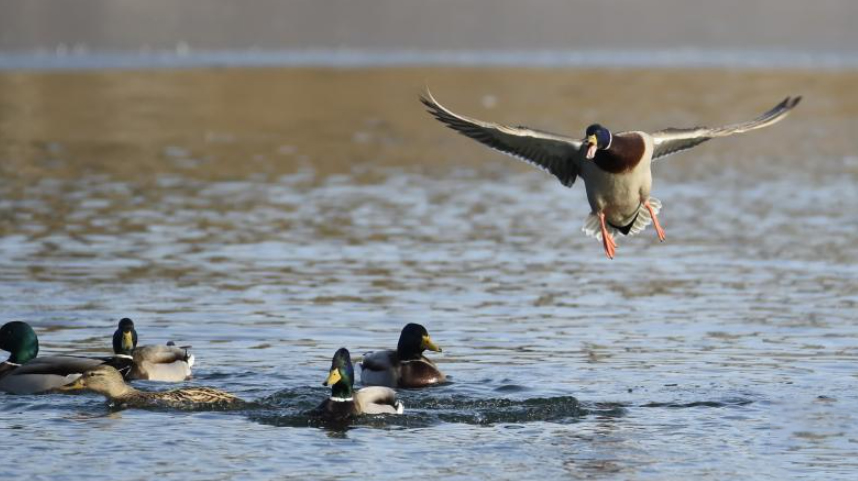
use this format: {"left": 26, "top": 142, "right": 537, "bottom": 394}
{"left": 360, "top": 323, "right": 445, "bottom": 388}
{"left": 0, "top": 321, "right": 107, "bottom": 395}
{"left": 111, "top": 317, "right": 194, "bottom": 382}
{"left": 313, "top": 348, "right": 403, "bottom": 421}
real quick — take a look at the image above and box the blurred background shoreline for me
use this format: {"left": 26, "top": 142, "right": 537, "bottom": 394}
{"left": 1, "top": 0, "right": 857, "bottom": 70}
{"left": 3, "top": 49, "right": 858, "bottom": 71}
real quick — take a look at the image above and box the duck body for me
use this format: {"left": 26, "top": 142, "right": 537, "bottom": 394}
{"left": 111, "top": 345, "right": 194, "bottom": 382}
{"left": 579, "top": 131, "right": 655, "bottom": 230}
{"left": 421, "top": 90, "right": 801, "bottom": 258}
{"left": 112, "top": 318, "right": 194, "bottom": 382}
{"left": 0, "top": 321, "right": 109, "bottom": 395}
{"left": 58, "top": 365, "right": 242, "bottom": 409}
{"left": 111, "top": 386, "right": 242, "bottom": 409}
{"left": 314, "top": 386, "right": 403, "bottom": 420}
{"left": 360, "top": 351, "right": 446, "bottom": 388}
{"left": 359, "top": 323, "right": 445, "bottom": 388}
{"left": 314, "top": 348, "right": 403, "bottom": 421}
{"left": 0, "top": 355, "right": 105, "bottom": 395}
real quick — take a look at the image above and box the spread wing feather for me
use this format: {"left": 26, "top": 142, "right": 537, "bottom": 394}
{"left": 651, "top": 96, "right": 801, "bottom": 160}
{"left": 421, "top": 90, "right": 583, "bottom": 187}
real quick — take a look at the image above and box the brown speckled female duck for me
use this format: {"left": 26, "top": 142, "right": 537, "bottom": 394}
{"left": 58, "top": 365, "right": 242, "bottom": 409}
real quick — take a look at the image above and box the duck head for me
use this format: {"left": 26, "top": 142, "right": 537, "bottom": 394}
{"left": 0, "top": 321, "right": 39, "bottom": 364}
{"left": 57, "top": 365, "right": 132, "bottom": 398}
{"left": 112, "top": 318, "right": 138, "bottom": 355}
{"left": 323, "top": 348, "right": 355, "bottom": 400}
{"left": 584, "top": 124, "right": 612, "bottom": 159}
{"left": 397, "top": 323, "right": 442, "bottom": 361}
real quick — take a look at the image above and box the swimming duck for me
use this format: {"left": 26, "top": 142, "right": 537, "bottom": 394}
{"left": 360, "top": 323, "right": 445, "bottom": 388}
{"left": 58, "top": 364, "right": 242, "bottom": 409}
{"left": 0, "top": 321, "right": 107, "bottom": 395}
{"left": 421, "top": 90, "right": 801, "bottom": 258}
{"left": 111, "top": 318, "right": 194, "bottom": 382}
{"left": 313, "top": 348, "right": 403, "bottom": 421}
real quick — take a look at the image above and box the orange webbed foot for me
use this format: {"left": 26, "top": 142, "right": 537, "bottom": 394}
{"left": 645, "top": 201, "right": 666, "bottom": 242}
{"left": 598, "top": 213, "right": 617, "bottom": 259}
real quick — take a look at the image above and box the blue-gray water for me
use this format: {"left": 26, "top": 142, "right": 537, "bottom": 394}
{"left": 0, "top": 65, "right": 857, "bottom": 480}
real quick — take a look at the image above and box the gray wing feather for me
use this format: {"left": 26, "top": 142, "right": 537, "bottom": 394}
{"left": 11, "top": 355, "right": 104, "bottom": 375}
{"left": 0, "top": 356, "right": 104, "bottom": 394}
{"left": 421, "top": 90, "right": 582, "bottom": 187}
{"left": 134, "top": 345, "right": 193, "bottom": 382}
{"left": 651, "top": 96, "right": 801, "bottom": 160}
{"left": 360, "top": 350, "right": 393, "bottom": 371}
{"left": 134, "top": 345, "right": 192, "bottom": 365}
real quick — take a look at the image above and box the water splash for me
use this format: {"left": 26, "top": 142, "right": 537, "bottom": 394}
{"left": 248, "top": 387, "right": 605, "bottom": 429}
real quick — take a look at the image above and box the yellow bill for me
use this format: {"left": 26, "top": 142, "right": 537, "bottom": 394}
{"left": 122, "top": 331, "right": 134, "bottom": 351}
{"left": 55, "top": 377, "right": 85, "bottom": 392}
{"left": 586, "top": 134, "right": 598, "bottom": 159}
{"left": 324, "top": 368, "right": 342, "bottom": 386}
{"left": 422, "top": 335, "right": 442, "bottom": 352}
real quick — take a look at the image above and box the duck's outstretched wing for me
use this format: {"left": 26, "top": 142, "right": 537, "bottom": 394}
{"left": 651, "top": 96, "right": 802, "bottom": 160}
{"left": 421, "top": 90, "right": 583, "bottom": 187}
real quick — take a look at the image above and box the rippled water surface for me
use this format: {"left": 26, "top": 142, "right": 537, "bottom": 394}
{"left": 1, "top": 67, "right": 857, "bottom": 480}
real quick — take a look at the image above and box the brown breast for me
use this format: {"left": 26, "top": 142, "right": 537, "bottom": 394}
{"left": 316, "top": 398, "right": 358, "bottom": 420}
{"left": 592, "top": 133, "right": 646, "bottom": 174}
{"left": 398, "top": 358, "right": 445, "bottom": 388}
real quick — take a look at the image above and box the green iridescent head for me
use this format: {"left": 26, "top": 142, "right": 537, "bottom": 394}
{"left": 0, "top": 321, "right": 40, "bottom": 364}
{"left": 323, "top": 348, "right": 355, "bottom": 399}
{"left": 112, "top": 318, "right": 138, "bottom": 355}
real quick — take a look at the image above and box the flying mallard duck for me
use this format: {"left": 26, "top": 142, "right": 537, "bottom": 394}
{"left": 313, "top": 348, "right": 403, "bottom": 421}
{"left": 360, "top": 323, "right": 445, "bottom": 388}
{"left": 111, "top": 318, "right": 194, "bottom": 382}
{"left": 58, "top": 364, "right": 242, "bottom": 409}
{"left": 0, "top": 321, "right": 109, "bottom": 395}
{"left": 421, "top": 90, "right": 801, "bottom": 258}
